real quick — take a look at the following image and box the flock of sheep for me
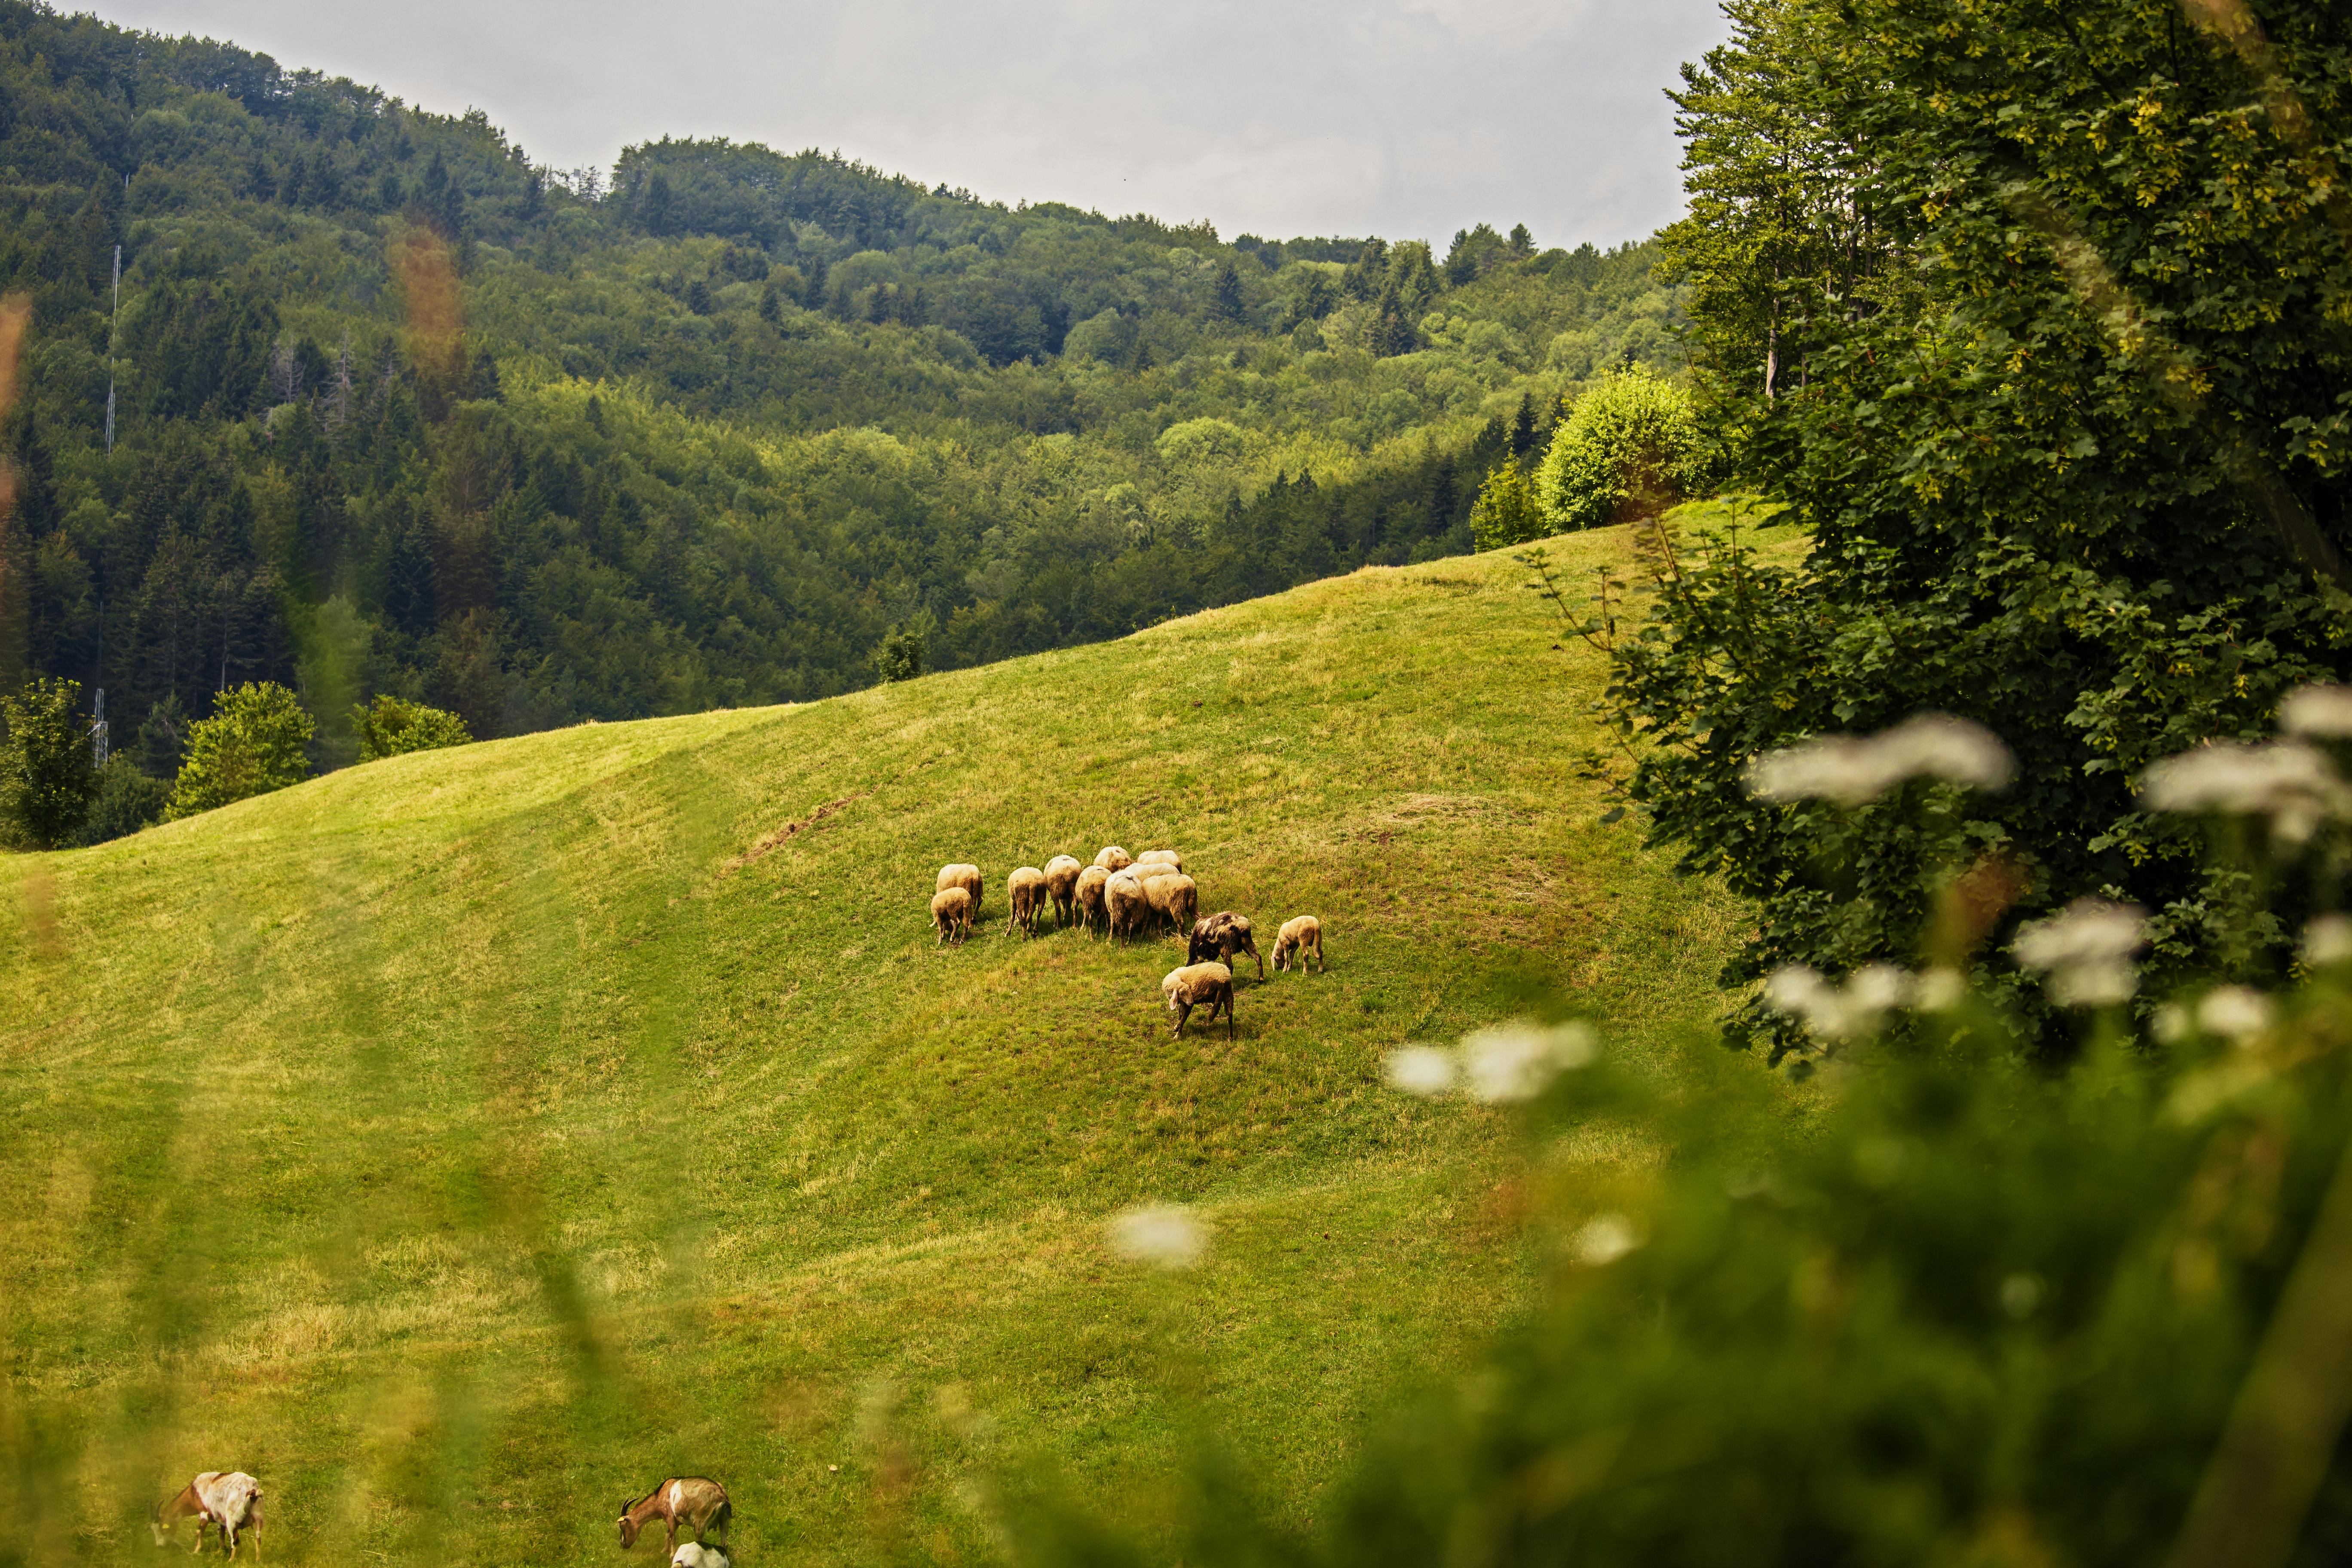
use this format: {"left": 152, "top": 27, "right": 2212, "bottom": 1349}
{"left": 929, "top": 845, "right": 1326, "bottom": 1038}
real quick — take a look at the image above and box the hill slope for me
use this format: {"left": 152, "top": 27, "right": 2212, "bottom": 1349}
{"left": 0, "top": 523, "right": 1749, "bottom": 1565}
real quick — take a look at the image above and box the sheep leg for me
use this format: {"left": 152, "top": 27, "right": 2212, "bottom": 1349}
{"left": 1173, "top": 1000, "right": 1191, "bottom": 1038}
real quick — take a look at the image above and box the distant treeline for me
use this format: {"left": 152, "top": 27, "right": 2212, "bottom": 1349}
{"left": 0, "top": 0, "right": 1681, "bottom": 769}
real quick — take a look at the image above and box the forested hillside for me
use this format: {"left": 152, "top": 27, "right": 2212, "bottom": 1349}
{"left": 0, "top": 0, "right": 1683, "bottom": 767}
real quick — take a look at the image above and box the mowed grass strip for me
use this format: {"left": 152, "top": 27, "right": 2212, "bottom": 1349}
{"left": 0, "top": 516, "right": 1765, "bottom": 1565}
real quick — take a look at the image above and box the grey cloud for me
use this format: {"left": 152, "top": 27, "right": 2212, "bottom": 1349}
{"left": 91, "top": 0, "right": 1726, "bottom": 247}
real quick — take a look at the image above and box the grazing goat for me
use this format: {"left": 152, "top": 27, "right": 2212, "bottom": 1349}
{"left": 1008, "top": 866, "right": 1047, "bottom": 935}
{"left": 153, "top": 1472, "right": 263, "bottom": 1559}
{"left": 1189, "top": 912, "right": 1263, "bottom": 978}
{"left": 932, "top": 886, "right": 974, "bottom": 945}
{"left": 1161, "top": 962, "right": 1236, "bottom": 1039}
{"left": 1075, "top": 864, "right": 1111, "bottom": 935}
{"left": 1273, "top": 915, "right": 1326, "bottom": 972}
{"left": 1093, "top": 845, "right": 1134, "bottom": 873}
{"left": 936, "top": 862, "right": 983, "bottom": 914}
{"left": 620, "top": 1478, "right": 731, "bottom": 1558}
{"left": 1043, "top": 855, "right": 1084, "bottom": 926}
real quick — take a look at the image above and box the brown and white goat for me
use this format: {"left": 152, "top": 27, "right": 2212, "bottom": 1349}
{"left": 152, "top": 1471, "right": 263, "bottom": 1559}
{"left": 619, "top": 1476, "right": 731, "bottom": 1557}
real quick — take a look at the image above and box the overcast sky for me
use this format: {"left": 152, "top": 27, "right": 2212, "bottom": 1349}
{"left": 86, "top": 0, "right": 1727, "bottom": 250}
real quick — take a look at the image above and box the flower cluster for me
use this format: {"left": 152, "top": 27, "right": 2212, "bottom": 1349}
{"left": 1761, "top": 962, "right": 1964, "bottom": 1044}
{"left": 1384, "top": 1020, "right": 1599, "bottom": 1104}
{"left": 2138, "top": 740, "right": 2352, "bottom": 844}
{"left": 2012, "top": 899, "right": 2147, "bottom": 1007}
{"left": 1746, "top": 714, "right": 2015, "bottom": 807}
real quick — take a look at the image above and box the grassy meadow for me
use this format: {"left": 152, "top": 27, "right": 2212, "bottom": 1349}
{"left": 0, "top": 514, "right": 1776, "bottom": 1565}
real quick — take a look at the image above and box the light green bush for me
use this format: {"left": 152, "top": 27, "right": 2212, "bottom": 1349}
{"left": 1468, "top": 462, "right": 1545, "bottom": 551}
{"left": 352, "top": 695, "right": 473, "bottom": 763}
{"left": 1534, "top": 366, "right": 1710, "bottom": 530}
{"left": 165, "top": 682, "right": 313, "bottom": 819}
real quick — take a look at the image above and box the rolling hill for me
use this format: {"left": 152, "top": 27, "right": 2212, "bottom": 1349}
{"left": 0, "top": 518, "right": 1761, "bottom": 1564}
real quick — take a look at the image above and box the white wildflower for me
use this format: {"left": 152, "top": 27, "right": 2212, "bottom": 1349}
{"left": 1747, "top": 714, "right": 2014, "bottom": 806}
{"left": 1383, "top": 1045, "right": 1457, "bottom": 1098}
{"left": 2013, "top": 899, "right": 2147, "bottom": 1006}
{"left": 1763, "top": 962, "right": 1914, "bottom": 1039}
{"left": 1914, "top": 968, "right": 1969, "bottom": 1013}
{"left": 2140, "top": 740, "right": 2352, "bottom": 844}
{"left": 2280, "top": 683, "right": 2352, "bottom": 740}
{"left": 2153, "top": 1003, "right": 2193, "bottom": 1045}
{"left": 2196, "top": 986, "right": 2273, "bottom": 1042}
{"left": 1571, "top": 1213, "right": 1642, "bottom": 1267}
{"left": 2000, "top": 1273, "right": 2045, "bottom": 1320}
{"left": 1107, "top": 1204, "right": 1206, "bottom": 1269}
{"left": 1459, "top": 1021, "right": 1598, "bottom": 1103}
{"left": 1847, "top": 963, "right": 1913, "bottom": 1012}
{"left": 2304, "top": 914, "right": 2352, "bottom": 968}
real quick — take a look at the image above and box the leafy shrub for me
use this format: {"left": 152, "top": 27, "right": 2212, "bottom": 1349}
{"left": 872, "top": 618, "right": 931, "bottom": 685}
{"left": 0, "top": 677, "right": 96, "bottom": 850}
{"left": 352, "top": 695, "right": 473, "bottom": 762}
{"left": 1468, "top": 463, "right": 1545, "bottom": 551}
{"left": 77, "top": 756, "right": 172, "bottom": 845}
{"left": 166, "top": 682, "right": 314, "bottom": 820}
{"left": 1534, "top": 367, "right": 1709, "bottom": 530}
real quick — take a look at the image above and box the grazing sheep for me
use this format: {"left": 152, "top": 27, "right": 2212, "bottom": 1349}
{"left": 1161, "top": 962, "right": 1236, "bottom": 1039}
{"left": 1044, "top": 855, "right": 1084, "bottom": 926}
{"left": 936, "top": 863, "right": 983, "bottom": 914}
{"left": 1094, "top": 845, "right": 1134, "bottom": 873}
{"left": 1129, "top": 864, "right": 1182, "bottom": 931}
{"left": 1106, "top": 871, "right": 1151, "bottom": 943}
{"left": 1008, "top": 867, "right": 1047, "bottom": 935}
{"left": 1144, "top": 873, "right": 1199, "bottom": 936}
{"left": 674, "top": 1545, "right": 731, "bottom": 1568}
{"left": 932, "top": 886, "right": 974, "bottom": 945}
{"left": 1189, "top": 912, "right": 1264, "bottom": 979}
{"left": 1273, "top": 915, "right": 1325, "bottom": 973}
{"left": 1075, "top": 865, "right": 1112, "bottom": 935}
{"left": 1135, "top": 849, "right": 1184, "bottom": 872}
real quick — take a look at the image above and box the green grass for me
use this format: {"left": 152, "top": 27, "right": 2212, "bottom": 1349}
{"left": 1, "top": 518, "right": 1762, "bottom": 1565}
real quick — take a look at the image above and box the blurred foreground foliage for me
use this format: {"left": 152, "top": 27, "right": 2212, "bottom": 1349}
{"left": 1009, "top": 950, "right": 2352, "bottom": 1568}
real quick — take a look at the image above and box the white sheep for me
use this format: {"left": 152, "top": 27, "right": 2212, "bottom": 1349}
{"left": 1075, "top": 864, "right": 1112, "bottom": 935}
{"left": 1106, "top": 870, "right": 1151, "bottom": 943}
{"left": 1135, "top": 849, "right": 1185, "bottom": 872}
{"left": 1094, "top": 845, "right": 1134, "bottom": 873}
{"left": 673, "top": 1544, "right": 731, "bottom": 1568}
{"left": 1273, "top": 915, "right": 1325, "bottom": 972}
{"left": 1161, "top": 962, "right": 1235, "bottom": 1038}
{"left": 1008, "top": 867, "right": 1047, "bottom": 935}
{"left": 1043, "top": 854, "right": 1084, "bottom": 926}
{"left": 932, "top": 886, "right": 974, "bottom": 945}
{"left": 936, "top": 862, "right": 983, "bottom": 914}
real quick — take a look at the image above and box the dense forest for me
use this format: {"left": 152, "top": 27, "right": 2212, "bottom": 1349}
{"left": 0, "top": 0, "right": 1683, "bottom": 766}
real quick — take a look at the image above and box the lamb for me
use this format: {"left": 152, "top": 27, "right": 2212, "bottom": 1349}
{"left": 1135, "top": 849, "right": 1184, "bottom": 872}
{"left": 1044, "top": 855, "right": 1084, "bottom": 926}
{"left": 1075, "top": 864, "right": 1112, "bottom": 935}
{"left": 931, "top": 886, "right": 974, "bottom": 945}
{"left": 1008, "top": 866, "right": 1047, "bottom": 935}
{"left": 1161, "top": 962, "right": 1236, "bottom": 1039}
{"left": 673, "top": 1545, "right": 732, "bottom": 1568}
{"left": 153, "top": 1471, "right": 263, "bottom": 1559}
{"left": 936, "top": 862, "right": 983, "bottom": 915}
{"left": 1093, "top": 845, "right": 1134, "bottom": 873}
{"left": 1189, "top": 912, "right": 1263, "bottom": 978}
{"left": 1273, "top": 915, "right": 1325, "bottom": 972}
{"left": 1106, "top": 870, "right": 1152, "bottom": 943}
{"left": 1144, "top": 873, "right": 1199, "bottom": 936}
